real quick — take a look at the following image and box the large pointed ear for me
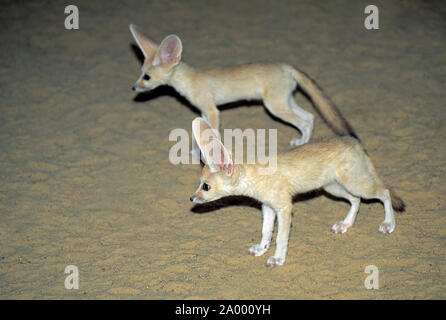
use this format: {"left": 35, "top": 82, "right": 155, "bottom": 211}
{"left": 129, "top": 24, "right": 158, "bottom": 61}
{"left": 203, "top": 139, "right": 233, "bottom": 176}
{"left": 192, "top": 117, "right": 222, "bottom": 166}
{"left": 152, "top": 34, "right": 182, "bottom": 67}
{"left": 192, "top": 117, "right": 220, "bottom": 150}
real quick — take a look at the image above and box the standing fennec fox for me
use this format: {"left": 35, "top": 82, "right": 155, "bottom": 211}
{"left": 129, "top": 24, "right": 357, "bottom": 146}
{"left": 189, "top": 118, "right": 405, "bottom": 267}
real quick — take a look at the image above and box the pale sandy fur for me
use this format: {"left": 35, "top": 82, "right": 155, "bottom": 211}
{"left": 190, "top": 118, "right": 404, "bottom": 267}
{"left": 130, "top": 25, "right": 357, "bottom": 146}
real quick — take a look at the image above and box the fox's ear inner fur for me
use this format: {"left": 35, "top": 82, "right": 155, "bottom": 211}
{"left": 129, "top": 24, "right": 158, "bottom": 61}
{"left": 153, "top": 34, "right": 182, "bottom": 66}
{"left": 204, "top": 139, "right": 233, "bottom": 175}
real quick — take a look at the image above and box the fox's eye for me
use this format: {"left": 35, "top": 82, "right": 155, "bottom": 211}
{"left": 202, "top": 183, "right": 211, "bottom": 191}
{"left": 143, "top": 74, "right": 150, "bottom": 81}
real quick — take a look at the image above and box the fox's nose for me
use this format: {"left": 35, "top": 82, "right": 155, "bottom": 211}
{"left": 132, "top": 85, "right": 136, "bottom": 91}
{"left": 189, "top": 196, "right": 195, "bottom": 202}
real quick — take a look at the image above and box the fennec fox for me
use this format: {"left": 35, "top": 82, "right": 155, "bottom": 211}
{"left": 129, "top": 24, "right": 357, "bottom": 146}
{"left": 189, "top": 118, "right": 404, "bottom": 267}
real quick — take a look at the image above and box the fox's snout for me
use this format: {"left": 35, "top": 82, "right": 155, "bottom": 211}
{"left": 132, "top": 82, "right": 146, "bottom": 93}
{"left": 189, "top": 194, "right": 203, "bottom": 203}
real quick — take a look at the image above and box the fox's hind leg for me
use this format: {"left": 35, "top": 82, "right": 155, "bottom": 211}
{"left": 249, "top": 205, "right": 276, "bottom": 256}
{"left": 324, "top": 182, "right": 360, "bottom": 234}
{"left": 263, "top": 94, "right": 313, "bottom": 146}
{"left": 336, "top": 147, "right": 396, "bottom": 233}
{"left": 376, "top": 189, "right": 396, "bottom": 233}
{"left": 342, "top": 183, "right": 395, "bottom": 233}
{"left": 288, "top": 95, "right": 314, "bottom": 145}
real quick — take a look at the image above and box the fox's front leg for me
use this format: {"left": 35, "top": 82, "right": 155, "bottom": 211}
{"left": 249, "top": 205, "right": 276, "bottom": 256}
{"left": 201, "top": 106, "right": 220, "bottom": 132}
{"left": 190, "top": 99, "right": 220, "bottom": 159}
{"left": 191, "top": 102, "right": 220, "bottom": 162}
{"left": 266, "top": 204, "right": 292, "bottom": 267}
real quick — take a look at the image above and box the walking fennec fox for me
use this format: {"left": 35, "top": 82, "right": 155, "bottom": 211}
{"left": 189, "top": 118, "right": 404, "bottom": 267}
{"left": 129, "top": 24, "right": 357, "bottom": 146}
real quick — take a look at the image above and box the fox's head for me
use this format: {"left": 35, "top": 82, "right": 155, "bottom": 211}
{"left": 130, "top": 24, "right": 182, "bottom": 93}
{"left": 190, "top": 118, "right": 238, "bottom": 204}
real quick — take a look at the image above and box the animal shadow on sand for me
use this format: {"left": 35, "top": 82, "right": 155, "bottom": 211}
{"left": 191, "top": 190, "right": 382, "bottom": 218}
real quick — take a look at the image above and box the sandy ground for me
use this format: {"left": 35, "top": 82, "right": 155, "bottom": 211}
{"left": 0, "top": 0, "right": 445, "bottom": 299}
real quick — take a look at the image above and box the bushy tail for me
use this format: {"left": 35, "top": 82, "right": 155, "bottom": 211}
{"left": 290, "top": 67, "right": 359, "bottom": 141}
{"left": 389, "top": 187, "right": 406, "bottom": 212}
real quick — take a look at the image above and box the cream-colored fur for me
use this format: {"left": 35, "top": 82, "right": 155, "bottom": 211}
{"left": 130, "top": 25, "right": 357, "bottom": 146}
{"left": 190, "top": 118, "right": 404, "bottom": 267}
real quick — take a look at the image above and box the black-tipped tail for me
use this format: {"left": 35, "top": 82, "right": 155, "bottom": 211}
{"left": 291, "top": 67, "right": 360, "bottom": 142}
{"left": 389, "top": 188, "right": 406, "bottom": 212}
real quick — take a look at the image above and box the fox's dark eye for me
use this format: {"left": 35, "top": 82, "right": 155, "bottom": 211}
{"left": 143, "top": 74, "right": 150, "bottom": 81}
{"left": 202, "top": 183, "right": 211, "bottom": 191}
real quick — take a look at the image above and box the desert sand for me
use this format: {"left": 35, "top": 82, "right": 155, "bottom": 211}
{"left": 0, "top": 0, "right": 445, "bottom": 299}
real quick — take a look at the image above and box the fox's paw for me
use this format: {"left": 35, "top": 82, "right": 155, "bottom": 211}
{"left": 248, "top": 243, "right": 269, "bottom": 257}
{"left": 378, "top": 221, "right": 395, "bottom": 234}
{"left": 265, "top": 256, "right": 285, "bottom": 267}
{"left": 331, "top": 221, "right": 352, "bottom": 234}
{"left": 289, "top": 138, "right": 306, "bottom": 147}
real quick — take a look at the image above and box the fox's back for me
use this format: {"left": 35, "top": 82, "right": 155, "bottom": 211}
{"left": 279, "top": 137, "right": 358, "bottom": 163}
{"left": 200, "top": 63, "right": 294, "bottom": 104}
{"left": 276, "top": 137, "right": 360, "bottom": 192}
